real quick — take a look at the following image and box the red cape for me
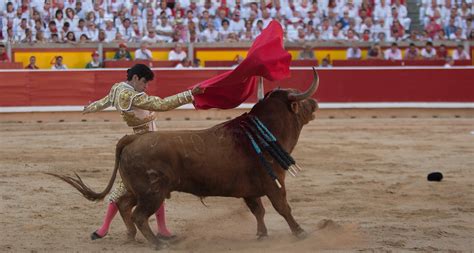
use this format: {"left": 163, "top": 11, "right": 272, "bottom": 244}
{"left": 190, "top": 21, "right": 292, "bottom": 109}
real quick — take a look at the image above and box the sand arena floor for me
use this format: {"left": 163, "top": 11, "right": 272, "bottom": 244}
{"left": 0, "top": 111, "right": 473, "bottom": 252}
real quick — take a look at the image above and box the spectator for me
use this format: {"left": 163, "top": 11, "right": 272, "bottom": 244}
{"left": 175, "top": 57, "right": 192, "bottom": 68}
{"left": 390, "top": 20, "right": 404, "bottom": 41}
{"left": 219, "top": 19, "right": 231, "bottom": 40}
{"left": 298, "top": 44, "right": 315, "bottom": 60}
{"left": 192, "top": 58, "right": 201, "bottom": 68}
{"left": 420, "top": 41, "right": 437, "bottom": 59}
{"left": 425, "top": 18, "right": 442, "bottom": 39}
{"left": 45, "top": 21, "right": 59, "bottom": 40}
{"left": 84, "top": 22, "right": 98, "bottom": 41}
{"left": 134, "top": 42, "right": 153, "bottom": 60}
{"left": 202, "top": 22, "right": 219, "bottom": 42}
{"left": 25, "top": 56, "right": 39, "bottom": 69}
{"left": 449, "top": 29, "right": 467, "bottom": 42}
{"left": 51, "top": 33, "right": 61, "bottom": 43}
{"left": 168, "top": 43, "right": 187, "bottom": 61}
{"left": 199, "top": 10, "right": 211, "bottom": 31}
{"left": 51, "top": 56, "right": 67, "bottom": 70}
{"left": 74, "top": 19, "right": 87, "bottom": 39}
{"left": 240, "top": 30, "right": 254, "bottom": 41}
{"left": 184, "top": 10, "right": 199, "bottom": 27}
{"left": 367, "top": 43, "right": 384, "bottom": 59}
{"left": 329, "top": 26, "right": 346, "bottom": 40}
{"left": 346, "top": 44, "right": 362, "bottom": 60}
{"left": 118, "top": 18, "right": 133, "bottom": 41}
{"left": 114, "top": 43, "right": 132, "bottom": 61}
{"left": 346, "top": 29, "right": 359, "bottom": 41}
{"left": 229, "top": 10, "right": 245, "bottom": 35}
{"left": 35, "top": 31, "right": 47, "bottom": 43}
{"left": 64, "top": 31, "right": 76, "bottom": 43}
{"left": 130, "top": 21, "right": 143, "bottom": 43}
{"left": 155, "top": 17, "right": 173, "bottom": 42}
{"left": 78, "top": 34, "right": 89, "bottom": 43}
{"left": 214, "top": 9, "right": 228, "bottom": 31}
{"left": 384, "top": 42, "right": 402, "bottom": 60}
{"left": 65, "top": 8, "right": 79, "bottom": 28}
{"left": 98, "top": 29, "right": 107, "bottom": 43}
{"left": 320, "top": 57, "right": 332, "bottom": 68}
{"left": 85, "top": 51, "right": 102, "bottom": 68}
{"left": 142, "top": 29, "right": 160, "bottom": 43}
{"left": 444, "top": 17, "right": 458, "bottom": 38}
{"left": 226, "top": 32, "right": 239, "bottom": 42}
{"left": 404, "top": 43, "right": 420, "bottom": 60}
{"left": 437, "top": 44, "right": 448, "bottom": 59}
{"left": 21, "top": 29, "right": 35, "bottom": 44}
{"left": 406, "top": 30, "right": 419, "bottom": 42}
{"left": 0, "top": 44, "right": 11, "bottom": 62}
{"left": 444, "top": 56, "right": 455, "bottom": 68}
{"left": 435, "top": 29, "right": 448, "bottom": 40}
{"left": 452, "top": 44, "right": 471, "bottom": 60}
{"left": 103, "top": 19, "right": 116, "bottom": 42}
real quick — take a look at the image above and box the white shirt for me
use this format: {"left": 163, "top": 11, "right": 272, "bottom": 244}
{"left": 202, "top": 28, "right": 219, "bottom": 42}
{"left": 384, "top": 48, "right": 402, "bottom": 60}
{"left": 85, "top": 28, "right": 99, "bottom": 41}
{"left": 373, "top": 4, "right": 391, "bottom": 21}
{"left": 134, "top": 49, "right": 153, "bottom": 60}
{"left": 155, "top": 24, "right": 173, "bottom": 42}
{"left": 229, "top": 19, "right": 245, "bottom": 34}
{"left": 104, "top": 27, "right": 117, "bottom": 42}
{"left": 452, "top": 50, "right": 471, "bottom": 60}
{"left": 420, "top": 48, "right": 437, "bottom": 59}
{"left": 142, "top": 35, "right": 160, "bottom": 43}
{"left": 347, "top": 48, "right": 362, "bottom": 59}
{"left": 119, "top": 26, "right": 133, "bottom": 41}
{"left": 168, "top": 50, "right": 187, "bottom": 61}
{"left": 52, "top": 64, "right": 68, "bottom": 70}
{"left": 329, "top": 31, "right": 346, "bottom": 40}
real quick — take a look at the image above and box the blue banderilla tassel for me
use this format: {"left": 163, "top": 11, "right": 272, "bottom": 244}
{"left": 241, "top": 122, "right": 297, "bottom": 177}
{"left": 250, "top": 116, "right": 302, "bottom": 172}
{"left": 241, "top": 125, "right": 282, "bottom": 188}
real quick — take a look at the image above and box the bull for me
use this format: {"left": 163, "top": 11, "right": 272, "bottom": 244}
{"left": 50, "top": 69, "right": 319, "bottom": 249}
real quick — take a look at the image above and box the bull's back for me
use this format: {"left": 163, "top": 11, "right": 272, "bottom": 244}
{"left": 122, "top": 127, "right": 266, "bottom": 198}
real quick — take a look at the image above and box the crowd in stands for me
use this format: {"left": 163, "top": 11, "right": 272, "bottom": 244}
{"left": 335, "top": 41, "right": 471, "bottom": 60}
{"left": 0, "top": 0, "right": 472, "bottom": 45}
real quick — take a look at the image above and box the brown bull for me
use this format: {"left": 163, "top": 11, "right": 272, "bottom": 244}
{"left": 50, "top": 69, "right": 319, "bottom": 248}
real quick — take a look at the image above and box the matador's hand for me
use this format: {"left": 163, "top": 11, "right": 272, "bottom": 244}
{"left": 82, "top": 102, "right": 92, "bottom": 114}
{"left": 192, "top": 85, "right": 205, "bottom": 95}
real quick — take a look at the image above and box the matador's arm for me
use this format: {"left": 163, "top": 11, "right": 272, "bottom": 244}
{"left": 119, "top": 90, "right": 194, "bottom": 112}
{"left": 83, "top": 94, "right": 112, "bottom": 114}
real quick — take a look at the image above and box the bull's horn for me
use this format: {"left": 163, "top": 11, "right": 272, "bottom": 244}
{"left": 288, "top": 67, "right": 319, "bottom": 101}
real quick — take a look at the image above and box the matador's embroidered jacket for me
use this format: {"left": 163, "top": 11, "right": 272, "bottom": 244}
{"left": 83, "top": 82, "right": 194, "bottom": 134}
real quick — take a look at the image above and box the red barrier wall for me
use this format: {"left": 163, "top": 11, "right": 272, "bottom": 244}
{"left": 0, "top": 68, "right": 473, "bottom": 107}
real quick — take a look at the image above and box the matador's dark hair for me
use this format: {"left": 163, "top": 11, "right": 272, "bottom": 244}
{"left": 127, "top": 64, "right": 154, "bottom": 82}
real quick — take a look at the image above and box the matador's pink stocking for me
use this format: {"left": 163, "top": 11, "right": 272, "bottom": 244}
{"left": 95, "top": 202, "right": 118, "bottom": 237}
{"left": 156, "top": 203, "right": 172, "bottom": 237}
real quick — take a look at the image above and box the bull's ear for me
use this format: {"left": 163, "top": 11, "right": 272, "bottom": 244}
{"left": 291, "top": 102, "right": 299, "bottom": 113}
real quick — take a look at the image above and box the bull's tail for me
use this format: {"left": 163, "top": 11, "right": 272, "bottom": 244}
{"left": 45, "top": 134, "right": 138, "bottom": 202}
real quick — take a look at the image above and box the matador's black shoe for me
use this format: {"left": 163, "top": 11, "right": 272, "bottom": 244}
{"left": 90, "top": 231, "right": 107, "bottom": 240}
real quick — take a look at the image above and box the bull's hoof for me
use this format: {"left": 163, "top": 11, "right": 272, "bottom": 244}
{"left": 126, "top": 233, "right": 136, "bottom": 242}
{"left": 257, "top": 234, "right": 268, "bottom": 241}
{"left": 90, "top": 231, "right": 106, "bottom": 240}
{"left": 154, "top": 240, "right": 169, "bottom": 250}
{"left": 294, "top": 229, "right": 308, "bottom": 239}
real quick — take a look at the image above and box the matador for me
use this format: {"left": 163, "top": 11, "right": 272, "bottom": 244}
{"left": 83, "top": 64, "right": 204, "bottom": 240}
